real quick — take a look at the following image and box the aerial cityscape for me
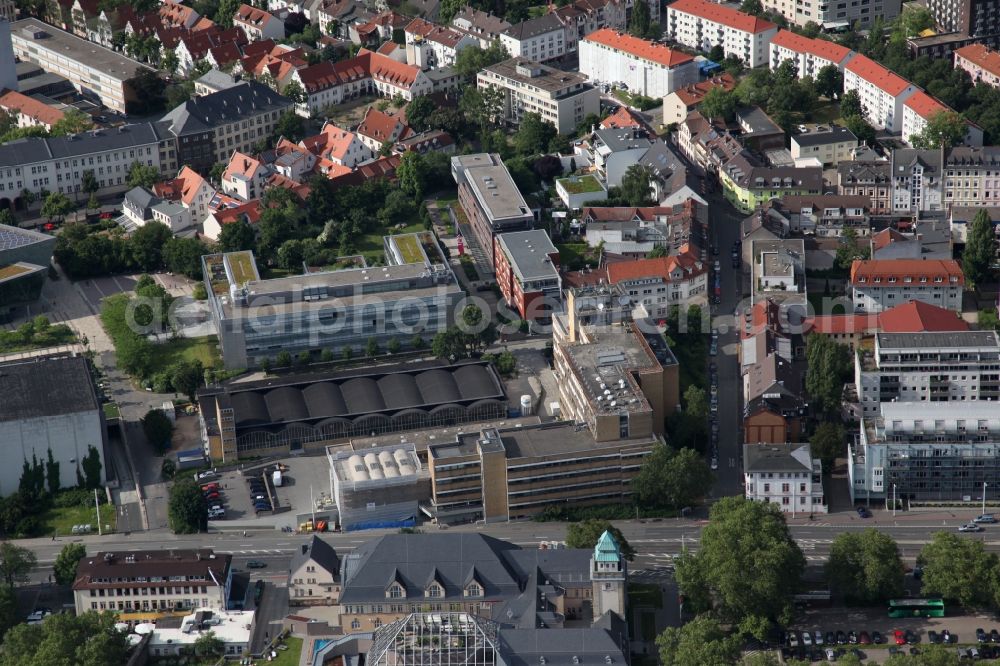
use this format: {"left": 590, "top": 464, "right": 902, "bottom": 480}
{"left": 0, "top": 0, "right": 999, "bottom": 662}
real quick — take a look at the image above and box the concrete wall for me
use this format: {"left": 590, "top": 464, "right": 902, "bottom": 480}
{"left": 0, "top": 409, "right": 105, "bottom": 496}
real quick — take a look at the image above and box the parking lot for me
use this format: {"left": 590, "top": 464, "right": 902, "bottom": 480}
{"left": 204, "top": 454, "right": 334, "bottom": 529}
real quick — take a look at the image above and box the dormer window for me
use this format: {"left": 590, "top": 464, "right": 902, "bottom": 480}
{"left": 426, "top": 583, "right": 443, "bottom": 598}
{"left": 465, "top": 583, "right": 483, "bottom": 598}
{"left": 387, "top": 583, "right": 405, "bottom": 599}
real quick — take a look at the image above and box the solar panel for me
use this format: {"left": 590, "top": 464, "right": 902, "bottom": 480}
{"left": 0, "top": 225, "right": 42, "bottom": 251}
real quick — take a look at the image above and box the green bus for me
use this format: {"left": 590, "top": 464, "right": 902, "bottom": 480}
{"left": 888, "top": 598, "right": 945, "bottom": 618}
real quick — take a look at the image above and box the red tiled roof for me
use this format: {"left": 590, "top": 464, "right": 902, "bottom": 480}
{"left": 877, "top": 300, "right": 970, "bottom": 332}
{"left": 295, "top": 55, "right": 371, "bottom": 92}
{"left": 870, "top": 228, "right": 907, "bottom": 251}
{"left": 242, "top": 39, "right": 277, "bottom": 58}
{"left": 357, "top": 107, "right": 409, "bottom": 143}
{"left": 0, "top": 90, "right": 65, "bottom": 127}
{"left": 849, "top": 258, "right": 965, "bottom": 286}
{"left": 599, "top": 106, "right": 651, "bottom": 131}
{"left": 955, "top": 43, "right": 1000, "bottom": 77}
{"left": 667, "top": 0, "right": 777, "bottom": 33}
{"left": 806, "top": 313, "right": 872, "bottom": 335}
{"left": 404, "top": 17, "right": 468, "bottom": 48}
{"left": 223, "top": 151, "right": 263, "bottom": 181}
{"left": 209, "top": 41, "right": 243, "bottom": 67}
{"left": 845, "top": 55, "right": 913, "bottom": 97}
{"left": 582, "top": 28, "right": 694, "bottom": 67}
{"left": 159, "top": 0, "right": 197, "bottom": 27}
{"left": 673, "top": 73, "right": 737, "bottom": 107}
{"left": 214, "top": 200, "right": 262, "bottom": 225}
{"left": 770, "top": 30, "right": 852, "bottom": 64}
{"left": 365, "top": 49, "right": 421, "bottom": 88}
{"left": 605, "top": 253, "right": 704, "bottom": 284}
{"left": 235, "top": 3, "right": 277, "bottom": 27}
{"left": 904, "top": 90, "right": 949, "bottom": 120}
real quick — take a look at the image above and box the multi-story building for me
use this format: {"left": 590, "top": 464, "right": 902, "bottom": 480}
{"left": 838, "top": 160, "right": 892, "bottom": 216}
{"left": 843, "top": 55, "right": 919, "bottom": 133}
{"left": 744, "top": 443, "right": 827, "bottom": 514}
{"left": 553, "top": 308, "right": 679, "bottom": 441}
{"left": 850, "top": 402, "right": 1000, "bottom": 502}
{"left": 221, "top": 152, "right": 269, "bottom": 201}
{"left": 605, "top": 254, "right": 709, "bottom": 313}
{"left": 764, "top": 0, "right": 899, "bottom": 27}
{"left": 902, "top": 91, "right": 983, "bottom": 147}
{"left": 234, "top": 4, "right": 285, "bottom": 41}
{"left": 121, "top": 186, "right": 192, "bottom": 233}
{"left": 719, "top": 153, "right": 823, "bottom": 213}
{"left": 11, "top": 19, "right": 153, "bottom": 114}
{"left": 0, "top": 90, "right": 65, "bottom": 130}
{"left": 158, "top": 81, "right": 293, "bottom": 171}
{"left": 153, "top": 166, "right": 217, "bottom": 227}
{"left": 927, "top": 0, "right": 1000, "bottom": 50}
{"left": 452, "top": 153, "right": 534, "bottom": 268}
{"left": 955, "top": 43, "right": 1000, "bottom": 87}
{"left": 288, "top": 535, "right": 341, "bottom": 606}
{"left": 854, "top": 331, "right": 1000, "bottom": 417}
{"left": 891, "top": 148, "right": 943, "bottom": 213}
{"left": 0, "top": 122, "right": 176, "bottom": 204}
{"left": 769, "top": 194, "right": 870, "bottom": 236}
{"left": 499, "top": 14, "right": 566, "bottom": 63}
{"left": 202, "top": 236, "right": 462, "bottom": 369}
{"left": 477, "top": 58, "right": 599, "bottom": 135}
{"left": 427, "top": 423, "right": 659, "bottom": 522}
{"left": 850, "top": 259, "right": 964, "bottom": 313}
{"left": 665, "top": 0, "right": 779, "bottom": 68}
{"left": 790, "top": 125, "right": 858, "bottom": 168}
{"left": 943, "top": 145, "right": 1000, "bottom": 208}
{"left": 403, "top": 18, "right": 477, "bottom": 69}
{"left": 752, "top": 237, "right": 807, "bottom": 307}
{"left": 662, "top": 73, "right": 736, "bottom": 125}
{"left": 493, "top": 230, "right": 561, "bottom": 323}
{"left": 450, "top": 6, "right": 512, "bottom": 47}
{"left": 355, "top": 107, "right": 411, "bottom": 153}
{"left": 72, "top": 549, "right": 232, "bottom": 623}
{"left": 579, "top": 28, "right": 699, "bottom": 98}
{"left": 768, "top": 30, "right": 855, "bottom": 78}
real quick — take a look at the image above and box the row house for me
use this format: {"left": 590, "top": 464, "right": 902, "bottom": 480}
{"left": 579, "top": 29, "right": 699, "bottom": 98}
{"left": 581, "top": 199, "right": 707, "bottom": 257}
{"left": 234, "top": 4, "right": 286, "bottom": 42}
{"left": 500, "top": 14, "right": 566, "bottom": 63}
{"left": 404, "top": 18, "right": 477, "bottom": 69}
{"left": 665, "top": 0, "right": 778, "bottom": 68}
{"left": 300, "top": 122, "right": 374, "bottom": 170}
{"left": 662, "top": 73, "right": 736, "bottom": 125}
{"left": 719, "top": 152, "right": 824, "bottom": 213}
{"left": 153, "top": 166, "right": 217, "bottom": 227}
{"left": 943, "top": 146, "right": 1000, "bottom": 208}
{"left": 838, "top": 160, "right": 892, "bottom": 215}
{"left": 240, "top": 45, "right": 309, "bottom": 93}
{"left": 843, "top": 55, "right": 918, "bottom": 133}
{"left": 761, "top": 0, "right": 900, "bottom": 29}
{"left": 450, "top": 7, "right": 511, "bottom": 48}
{"left": 175, "top": 27, "right": 248, "bottom": 76}
{"left": 954, "top": 43, "right": 1000, "bottom": 88}
{"left": 769, "top": 194, "right": 872, "bottom": 237}
{"left": 850, "top": 258, "right": 965, "bottom": 313}
{"left": 901, "top": 91, "right": 983, "bottom": 147}
{"left": 891, "top": 148, "right": 943, "bottom": 213}
{"left": 768, "top": 30, "right": 855, "bottom": 79}
{"left": 291, "top": 51, "right": 430, "bottom": 116}
{"left": 355, "top": 107, "right": 411, "bottom": 152}
{"left": 676, "top": 110, "right": 742, "bottom": 174}
{"left": 605, "top": 252, "right": 708, "bottom": 315}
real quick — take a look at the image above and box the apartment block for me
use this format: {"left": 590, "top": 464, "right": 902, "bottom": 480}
{"left": 744, "top": 443, "right": 827, "bottom": 514}
{"left": 843, "top": 55, "right": 918, "bottom": 133}
{"left": 499, "top": 14, "right": 566, "bottom": 63}
{"left": 494, "top": 230, "right": 561, "bottom": 323}
{"left": 579, "top": 28, "right": 699, "bottom": 98}
{"left": 850, "top": 259, "right": 964, "bottom": 313}
{"left": 790, "top": 125, "right": 858, "bottom": 167}
{"left": 768, "top": 30, "right": 855, "bottom": 78}
{"left": 902, "top": 91, "right": 983, "bottom": 147}
{"left": 891, "top": 148, "right": 943, "bottom": 213}
{"left": 73, "top": 549, "right": 232, "bottom": 623}
{"left": 11, "top": 19, "right": 154, "bottom": 114}
{"left": 477, "top": 58, "right": 599, "bottom": 135}
{"left": 763, "top": 0, "right": 899, "bottom": 26}
{"left": 850, "top": 402, "right": 1000, "bottom": 501}
{"left": 719, "top": 153, "right": 823, "bottom": 213}
{"left": 944, "top": 146, "right": 1000, "bottom": 207}
{"left": 770, "top": 194, "right": 870, "bottom": 236}
{"left": 854, "top": 331, "right": 1000, "bottom": 416}
{"left": 839, "top": 160, "right": 892, "bottom": 216}
{"left": 954, "top": 43, "right": 1000, "bottom": 87}
{"left": 665, "top": 0, "right": 778, "bottom": 68}
{"left": 452, "top": 153, "right": 534, "bottom": 268}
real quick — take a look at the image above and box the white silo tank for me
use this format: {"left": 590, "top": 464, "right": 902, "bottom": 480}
{"left": 520, "top": 394, "right": 532, "bottom": 416}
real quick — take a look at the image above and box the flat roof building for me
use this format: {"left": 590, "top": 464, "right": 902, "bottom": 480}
{"left": 11, "top": 19, "right": 154, "bottom": 113}
{"left": 494, "top": 230, "right": 561, "bottom": 323}
{"left": 328, "top": 443, "right": 430, "bottom": 531}
{"left": 149, "top": 608, "right": 255, "bottom": 659}
{"left": 0, "top": 223, "right": 54, "bottom": 314}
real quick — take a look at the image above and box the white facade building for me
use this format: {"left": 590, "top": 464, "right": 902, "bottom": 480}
{"left": 500, "top": 14, "right": 566, "bottom": 63}
{"left": 901, "top": 91, "right": 984, "bottom": 148}
{"left": 854, "top": 331, "right": 1000, "bottom": 417}
{"left": 665, "top": 0, "right": 778, "bottom": 68}
{"left": 744, "top": 443, "right": 828, "bottom": 514}
{"left": 768, "top": 30, "right": 855, "bottom": 78}
{"left": 578, "top": 29, "right": 699, "bottom": 98}
{"left": 849, "top": 258, "right": 964, "bottom": 313}
{"left": 843, "top": 55, "right": 918, "bottom": 133}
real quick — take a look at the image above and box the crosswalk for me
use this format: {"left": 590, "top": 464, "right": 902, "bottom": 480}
{"left": 217, "top": 549, "right": 295, "bottom": 556}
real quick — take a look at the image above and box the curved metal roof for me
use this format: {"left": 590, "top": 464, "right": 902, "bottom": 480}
{"left": 302, "top": 382, "right": 347, "bottom": 415}
{"left": 342, "top": 377, "right": 386, "bottom": 414}
{"left": 264, "top": 386, "right": 309, "bottom": 422}
{"left": 415, "top": 368, "right": 461, "bottom": 403}
{"left": 377, "top": 374, "right": 423, "bottom": 410}
{"left": 231, "top": 392, "right": 269, "bottom": 426}
{"left": 453, "top": 364, "right": 499, "bottom": 399}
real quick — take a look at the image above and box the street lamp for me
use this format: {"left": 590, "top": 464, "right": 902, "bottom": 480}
{"left": 892, "top": 483, "right": 897, "bottom": 518}
{"left": 983, "top": 482, "right": 988, "bottom": 518}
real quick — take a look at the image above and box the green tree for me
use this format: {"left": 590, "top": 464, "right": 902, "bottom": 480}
{"left": 963, "top": 208, "right": 995, "bottom": 288}
{"left": 633, "top": 444, "right": 713, "bottom": 509}
{"left": 282, "top": 79, "right": 306, "bottom": 104}
{"left": 656, "top": 616, "right": 740, "bottom": 666}
{"left": 52, "top": 543, "right": 87, "bottom": 586}
{"left": 396, "top": 150, "right": 427, "bottom": 200}
{"left": 620, "top": 164, "right": 655, "bottom": 206}
{"left": 386, "top": 337, "right": 401, "bottom": 354}
{"left": 674, "top": 497, "right": 805, "bottom": 637}
{"left": 739, "top": 0, "right": 763, "bottom": 14}
{"left": 405, "top": 95, "right": 435, "bottom": 132}
{"left": 816, "top": 64, "right": 844, "bottom": 99}
{"left": 277, "top": 238, "right": 306, "bottom": 270}
{"left": 170, "top": 360, "right": 203, "bottom": 402}
{"left": 454, "top": 41, "right": 510, "bottom": 81}
{"left": 918, "top": 531, "right": 1000, "bottom": 607}
{"left": 218, "top": 217, "right": 256, "bottom": 253}
{"left": 699, "top": 86, "right": 736, "bottom": 121}
{"left": 126, "top": 161, "right": 160, "bottom": 188}
{"left": 365, "top": 337, "right": 380, "bottom": 357}
{"left": 130, "top": 220, "right": 173, "bottom": 271}
{"left": 565, "top": 519, "right": 635, "bottom": 560}
{"left": 271, "top": 110, "right": 306, "bottom": 142}
{"left": 432, "top": 327, "right": 469, "bottom": 361}
{"left": 214, "top": 0, "right": 241, "bottom": 26}
{"left": 142, "top": 408, "right": 174, "bottom": 454}
{"left": 834, "top": 227, "right": 870, "bottom": 271}
{"left": 708, "top": 44, "right": 725, "bottom": 63}
{"left": 40, "top": 191, "right": 74, "bottom": 221}
{"left": 0, "top": 542, "right": 36, "bottom": 588}
{"left": 804, "top": 334, "right": 852, "bottom": 414}
{"left": 979, "top": 308, "right": 1000, "bottom": 330}
{"left": 647, "top": 245, "right": 668, "bottom": 258}
{"left": 163, "top": 236, "right": 209, "bottom": 279}
{"left": 0, "top": 586, "right": 17, "bottom": 642}
{"left": 844, "top": 114, "right": 877, "bottom": 145}
{"left": 840, "top": 89, "right": 864, "bottom": 119}
{"left": 168, "top": 478, "right": 207, "bottom": 534}
{"left": 161, "top": 49, "right": 179, "bottom": 75}
{"left": 194, "top": 630, "right": 225, "bottom": 657}
{"left": 809, "top": 421, "right": 845, "bottom": 471}
{"left": 826, "top": 529, "right": 904, "bottom": 604}
{"left": 275, "top": 350, "right": 292, "bottom": 367}
{"left": 0, "top": 611, "right": 129, "bottom": 666}
{"left": 45, "top": 448, "right": 60, "bottom": 495}
{"left": 629, "top": 0, "right": 651, "bottom": 37}
{"left": 514, "top": 112, "right": 557, "bottom": 156}
{"left": 82, "top": 446, "right": 102, "bottom": 490}
{"left": 50, "top": 108, "right": 93, "bottom": 136}
{"left": 86, "top": 192, "right": 99, "bottom": 211}
{"left": 901, "top": 5, "right": 935, "bottom": 36}
{"left": 911, "top": 110, "right": 968, "bottom": 149}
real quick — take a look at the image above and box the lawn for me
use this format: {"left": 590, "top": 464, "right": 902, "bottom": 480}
{"left": 356, "top": 223, "right": 424, "bottom": 263}
{"left": 809, "top": 99, "right": 843, "bottom": 125}
{"left": 102, "top": 402, "right": 120, "bottom": 419}
{"left": 41, "top": 502, "right": 117, "bottom": 536}
{"left": 557, "top": 175, "right": 604, "bottom": 195}
{"left": 268, "top": 636, "right": 303, "bottom": 666}
{"left": 148, "top": 336, "right": 223, "bottom": 375}
{"left": 556, "top": 243, "right": 600, "bottom": 271}
{"left": 227, "top": 251, "right": 258, "bottom": 285}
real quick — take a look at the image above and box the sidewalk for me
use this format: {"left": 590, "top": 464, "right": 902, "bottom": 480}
{"left": 785, "top": 506, "right": 987, "bottom": 527}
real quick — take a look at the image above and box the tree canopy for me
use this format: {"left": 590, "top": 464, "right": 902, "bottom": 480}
{"left": 826, "top": 529, "right": 904, "bottom": 604}
{"left": 141, "top": 408, "right": 174, "bottom": 455}
{"left": 632, "top": 444, "right": 713, "bottom": 509}
{"left": 918, "top": 532, "right": 1000, "bottom": 608}
{"left": 963, "top": 208, "right": 995, "bottom": 289}
{"left": 910, "top": 111, "right": 969, "bottom": 149}
{"left": 0, "top": 611, "right": 129, "bottom": 666}
{"left": 168, "top": 478, "right": 207, "bottom": 534}
{"left": 619, "top": 164, "right": 655, "bottom": 206}
{"left": 53, "top": 543, "right": 87, "bottom": 586}
{"left": 656, "top": 616, "right": 740, "bottom": 666}
{"left": 564, "top": 519, "right": 636, "bottom": 561}
{"left": 804, "top": 333, "right": 852, "bottom": 415}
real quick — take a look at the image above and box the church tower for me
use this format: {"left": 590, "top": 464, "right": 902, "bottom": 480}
{"left": 590, "top": 530, "right": 626, "bottom": 618}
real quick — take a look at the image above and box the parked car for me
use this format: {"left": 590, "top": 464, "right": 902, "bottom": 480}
{"left": 872, "top": 631, "right": 883, "bottom": 645}
{"left": 905, "top": 629, "right": 917, "bottom": 645}
{"left": 201, "top": 483, "right": 219, "bottom": 492}
{"left": 974, "top": 514, "right": 997, "bottom": 523}
{"left": 959, "top": 523, "right": 984, "bottom": 532}
{"left": 856, "top": 506, "right": 871, "bottom": 518}
{"left": 825, "top": 632, "right": 836, "bottom": 646}
{"left": 802, "top": 632, "right": 813, "bottom": 647}
{"left": 928, "top": 631, "right": 940, "bottom": 644}
{"left": 246, "top": 561, "right": 266, "bottom": 569}
{"left": 990, "top": 629, "right": 999, "bottom": 643}
{"left": 978, "top": 628, "right": 988, "bottom": 643}
{"left": 848, "top": 631, "right": 858, "bottom": 645}
{"left": 195, "top": 470, "right": 218, "bottom": 481}
{"left": 814, "top": 631, "right": 823, "bottom": 646}
{"left": 836, "top": 631, "right": 847, "bottom": 645}
{"left": 942, "top": 630, "right": 952, "bottom": 644}
{"left": 204, "top": 492, "right": 220, "bottom": 501}
{"left": 824, "top": 648, "right": 836, "bottom": 662}
{"left": 858, "top": 631, "right": 871, "bottom": 645}
{"left": 894, "top": 630, "right": 906, "bottom": 646}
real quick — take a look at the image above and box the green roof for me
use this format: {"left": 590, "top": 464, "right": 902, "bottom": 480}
{"left": 594, "top": 530, "right": 621, "bottom": 562}
{"left": 558, "top": 175, "right": 605, "bottom": 195}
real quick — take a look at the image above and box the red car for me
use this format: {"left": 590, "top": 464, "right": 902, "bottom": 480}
{"left": 894, "top": 630, "right": 906, "bottom": 646}
{"left": 99, "top": 212, "right": 112, "bottom": 219}
{"left": 204, "top": 492, "right": 220, "bottom": 501}
{"left": 201, "top": 483, "right": 219, "bottom": 492}
{"left": 42, "top": 222, "right": 56, "bottom": 231}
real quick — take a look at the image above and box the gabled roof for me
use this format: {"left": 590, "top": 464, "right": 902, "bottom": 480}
{"left": 582, "top": 28, "right": 694, "bottom": 68}
{"left": 356, "top": 107, "right": 409, "bottom": 144}
{"left": 158, "top": 81, "right": 291, "bottom": 136}
{"left": 845, "top": 55, "right": 913, "bottom": 96}
{"left": 0, "top": 89, "right": 66, "bottom": 127}
{"left": 404, "top": 17, "right": 469, "bottom": 48}
{"left": 667, "top": 0, "right": 777, "bottom": 33}
{"left": 877, "top": 300, "right": 969, "bottom": 333}
{"left": 295, "top": 55, "right": 371, "bottom": 92}
{"left": 849, "top": 258, "right": 965, "bottom": 286}
{"left": 770, "top": 29, "right": 852, "bottom": 63}
{"left": 955, "top": 43, "right": 1000, "bottom": 78}
{"left": 212, "top": 199, "right": 262, "bottom": 226}
{"left": 904, "top": 90, "right": 949, "bottom": 121}
{"left": 502, "top": 13, "right": 563, "bottom": 40}
{"left": 235, "top": 3, "right": 277, "bottom": 28}
{"left": 159, "top": 0, "right": 198, "bottom": 27}
{"left": 605, "top": 253, "right": 705, "bottom": 284}
{"left": 224, "top": 151, "right": 263, "bottom": 181}
{"left": 871, "top": 228, "right": 907, "bottom": 251}
{"left": 599, "top": 106, "right": 651, "bottom": 131}
{"left": 290, "top": 535, "right": 340, "bottom": 578}
{"left": 672, "top": 73, "right": 737, "bottom": 107}
{"left": 365, "top": 49, "right": 421, "bottom": 89}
